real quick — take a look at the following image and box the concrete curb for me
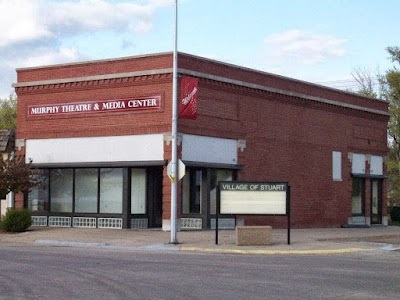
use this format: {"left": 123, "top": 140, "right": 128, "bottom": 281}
{"left": 34, "top": 239, "right": 181, "bottom": 252}
{"left": 35, "top": 240, "right": 109, "bottom": 248}
{"left": 32, "top": 239, "right": 372, "bottom": 255}
{"left": 180, "top": 247, "right": 372, "bottom": 255}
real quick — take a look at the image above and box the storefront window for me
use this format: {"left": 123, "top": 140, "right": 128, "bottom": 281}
{"left": 371, "top": 179, "right": 382, "bottom": 224}
{"left": 182, "top": 169, "right": 203, "bottom": 214}
{"left": 100, "top": 168, "right": 123, "bottom": 213}
{"left": 27, "top": 169, "right": 49, "bottom": 212}
{"left": 50, "top": 169, "right": 73, "bottom": 212}
{"left": 352, "top": 177, "right": 364, "bottom": 215}
{"left": 131, "top": 168, "right": 147, "bottom": 214}
{"left": 182, "top": 171, "right": 190, "bottom": 214}
{"left": 210, "top": 169, "right": 233, "bottom": 214}
{"left": 75, "top": 168, "right": 98, "bottom": 213}
{"left": 182, "top": 168, "right": 234, "bottom": 215}
{"left": 193, "top": 170, "right": 202, "bottom": 213}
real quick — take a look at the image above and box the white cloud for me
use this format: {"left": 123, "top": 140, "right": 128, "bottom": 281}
{"left": 0, "top": 46, "right": 82, "bottom": 98}
{"left": 131, "top": 20, "right": 153, "bottom": 32}
{"left": 0, "top": 0, "right": 174, "bottom": 48}
{"left": 263, "top": 29, "right": 347, "bottom": 65}
{"left": 0, "top": 0, "right": 52, "bottom": 47}
{"left": 16, "top": 48, "right": 81, "bottom": 68}
{"left": 0, "top": 0, "right": 174, "bottom": 98}
{"left": 47, "top": 0, "right": 152, "bottom": 33}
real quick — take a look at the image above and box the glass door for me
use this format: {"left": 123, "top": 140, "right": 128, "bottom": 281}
{"left": 182, "top": 168, "right": 235, "bottom": 229}
{"left": 131, "top": 167, "right": 163, "bottom": 228}
{"left": 351, "top": 177, "right": 365, "bottom": 216}
{"left": 371, "top": 179, "right": 382, "bottom": 224}
{"left": 182, "top": 168, "right": 207, "bottom": 228}
{"left": 182, "top": 169, "right": 204, "bottom": 214}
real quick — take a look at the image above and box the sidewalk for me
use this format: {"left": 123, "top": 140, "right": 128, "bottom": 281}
{"left": 1, "top": 226, "right": 400, "bottom": 255}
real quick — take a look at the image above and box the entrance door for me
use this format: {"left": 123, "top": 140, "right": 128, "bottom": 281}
{"left": 131, "top": 167, "right": 162, "bottom": 228}
{"left": 182, "top": 168, "right": 207, "bottom": 228}
{"left": 371, "top": 179, "right": 382, "bottom": 224}
{"left": 181, "top": 168, "right": 235, "bottom": 229}
{"left": 146, "top": 167, "right": 163, "bottom": 228}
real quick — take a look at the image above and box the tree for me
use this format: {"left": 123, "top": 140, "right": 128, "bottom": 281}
{"left": 0, "top": 151, "right": 39, "bottom": 198}
{"left": 351, "top": 67, "right": 379, "bottom": 98}
{"left": 0, "top": 94, "right": 17, "bottom": 130}
{"left": 351, "top": 47, "right": 400, "bottom": 208}
{"left": 0, "top": 95, "right": 40, "bottom": 201}
{"left": 381, "top": 47, "right": 400, "bottom": 208}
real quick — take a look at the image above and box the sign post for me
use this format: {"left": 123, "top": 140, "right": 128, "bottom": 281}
{"left": 170, "top": 0, "right": 179, "bottom": 244}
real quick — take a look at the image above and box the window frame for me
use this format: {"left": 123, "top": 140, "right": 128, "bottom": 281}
{"left": 28, "top": 167, "right": 148, "bottom": 216}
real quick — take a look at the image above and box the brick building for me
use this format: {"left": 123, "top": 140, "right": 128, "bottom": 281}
{"left": 13, "top": 52, "right": 389, "bottom": 230}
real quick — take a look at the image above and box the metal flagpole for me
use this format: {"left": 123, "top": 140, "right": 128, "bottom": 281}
{"left": 170, "top": 0, "right": 179, "bottom": 244}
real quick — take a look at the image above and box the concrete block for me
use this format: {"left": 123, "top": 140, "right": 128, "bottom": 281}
{"left": 236, "top": 226, "right": 272, "bottom": 246}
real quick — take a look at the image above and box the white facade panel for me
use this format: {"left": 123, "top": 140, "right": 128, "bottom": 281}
{"left": 352, "top": 153, "right": 366, "bottom": 174}
{"left": 25, "top": 134, "right": 164, "bottom": 164}
{"left": 182, "top": 134, "right": 237, "bottom": 165}
{"left": 370, "top": 156, "right": 383, "bottom": 175}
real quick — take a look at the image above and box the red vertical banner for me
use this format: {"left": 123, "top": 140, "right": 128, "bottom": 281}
{"left": 179, "top": 77, "right": 198, "bottom": 120}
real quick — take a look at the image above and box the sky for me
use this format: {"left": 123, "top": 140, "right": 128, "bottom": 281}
{"left": 0, "top": 0, "right": 399, "bottom": 98}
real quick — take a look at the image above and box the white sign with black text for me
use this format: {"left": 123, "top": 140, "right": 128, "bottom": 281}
{"left": 219, "top": 182, "right": 288, "bottom": 215}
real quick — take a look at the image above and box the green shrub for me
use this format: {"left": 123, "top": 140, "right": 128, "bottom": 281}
{"left": 0, "top": 208, "right": 32, "bottom": 232}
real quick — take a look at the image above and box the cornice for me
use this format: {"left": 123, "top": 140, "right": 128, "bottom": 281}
{"left": 13, "top": 69, "right": 173, "bottom": 88}
{"left": 14, "top": 70, "right": 173, "bottom": 94}
{"left": 13, "top": 67, "right": 389, "bottom": 117}
{"left": 178, "top": 69, "right": 390, "bottom": 117}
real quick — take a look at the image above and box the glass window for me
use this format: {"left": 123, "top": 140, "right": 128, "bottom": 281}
{"left": 210, "top": 169, "right": 233, "bottom": 214}
{"left": 28, "top": 169, "right": 49, "bottom": 212}
{"left": 182, "top": 169, "right": 203, "bottom": 214}
{"left": 75, "top": 169, "right": 98, "bottom": 213}
{"left": 332, "top": 151, "right": 342, "bottom": 181}
{"left": 352, "top": 177, "right": 364, "bottom": 215}
{"left": 352, "top": 154, "right": 366, "bottom": 174}
{"left": 100, "top": 168, "right": 123, "bottom": 213}
{"left": 192, "top": 170, "right": 202, "bottom": 214}
{"left": 182, "top": 172, "right": 190, "bottom": 214}
{"left": 131, "top": 169, "right": 147, "bottom": 214}
{"left": 371, "top": 179, "right": 382, "bottom": 224}
{"left": 50, "top": 169, "right": 73, "bottom": 212}
{"left": 370, "top": 156, "right": 383, "bottom": 175}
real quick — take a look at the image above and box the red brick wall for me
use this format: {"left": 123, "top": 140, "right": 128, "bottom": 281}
{"left": 16, "top": 79, "right": 173, "bottom": 139}
{"left": 16, "top": 59, "right": 176, "bottom": 225}
{"left": 180, "top": 77, "right": 389, "bottom": 228}
{"left": 178, "top": 53, "right": 388, "bottom": 112}
{"left": 15, "top": 52, "right": 389, "bottom": 228}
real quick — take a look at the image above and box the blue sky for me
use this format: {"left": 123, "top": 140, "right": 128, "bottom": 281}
{"left": 1, "top": 0, "right": 399, "bottom": 98}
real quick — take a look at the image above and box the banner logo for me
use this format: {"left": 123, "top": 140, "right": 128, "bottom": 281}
{"left": 179, "top": 77, "right": 198, "bottom": 120}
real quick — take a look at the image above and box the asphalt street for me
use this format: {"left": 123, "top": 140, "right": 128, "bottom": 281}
{"left": 0, "top": 245, "right": 399, "bottom": 300}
